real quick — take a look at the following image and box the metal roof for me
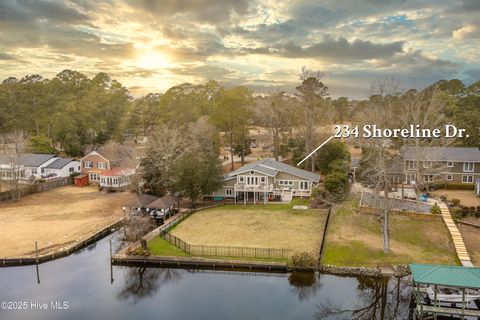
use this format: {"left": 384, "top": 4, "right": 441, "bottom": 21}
{"left": 401, "top": 146, "right": 480, "bottom": 162}
{"left": 124, "top": 194, "right": 159, "bottom": 208}
{"left": 44, "top": 157, "right": 75, "bottom": 169}
{"left": 0, "top": 153, "right": 55, "bottom": 167}
{"left": 145, "top": 194, "right": 176, "bottom": 209}
{"left": 410, "top": 264, "right": 480, "bottom": 289}
{"left": 227, "top": 158, "right": 320, "bottom": 182}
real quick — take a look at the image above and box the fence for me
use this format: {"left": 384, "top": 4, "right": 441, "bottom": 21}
{"left": 0, "top": 177, "right": 70, "bottom": 202}
{"left": 161, "top": 232, "right": 292, "bottom": 260}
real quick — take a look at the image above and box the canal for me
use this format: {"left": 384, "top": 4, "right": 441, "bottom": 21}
{"left": 0, "top": 232, "right": 412, "bottom": 320}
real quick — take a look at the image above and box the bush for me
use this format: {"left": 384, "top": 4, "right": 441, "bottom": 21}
{"left": 430, "top": 203, "right": 441, "bottom": 215}
{"left": 288, "top": 252, "right": 317, "bottom": 269}
{"left": 451, "top": 198, "right": 461, "bottom": 206}
{"left": 450, "top": 207, "right": 463, "bottom": 221}
{"left": 430, "top": 183, "right": 475, "bottom": 190}
{"left": 324, "top": 172, "right": 349, "bottom": 200}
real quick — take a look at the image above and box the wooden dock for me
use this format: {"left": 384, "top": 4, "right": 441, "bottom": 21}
{"left": 417, "top": 305, "right": 480, "bottom": 317}
{"left": 437, "top": 202, "right": 474, "bottom": 267}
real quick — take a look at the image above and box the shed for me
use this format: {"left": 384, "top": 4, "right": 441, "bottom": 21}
{"left": 74, "top": 174, "right": 89, "bottom": 187}
{"left": 123, "top": 194, "right": 159, "bottom": 213}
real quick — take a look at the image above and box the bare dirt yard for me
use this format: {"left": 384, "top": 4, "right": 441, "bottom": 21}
{"left": 431, "top": 190, "right": 480, "bottom": 207}
{"left": 170, "top": 205, "right": 328, "bottom": 255}
{"left": 0, "top": 186, "right": 134, "bottom": 258}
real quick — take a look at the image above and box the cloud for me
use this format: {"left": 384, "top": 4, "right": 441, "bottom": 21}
{"left": 0, "top": 53, "right": 17, "bottom": 60}
{"left": 125, "top": 0, "right": 252, "bottom": 24}
{"left": 245, "top": 37, "right": 404, "bottom": 62}
{"left": 170, "top": 65, "right": 234, "bottom": 79}
{"left": 452, "top": 24, "right": 478, "bottom": 40}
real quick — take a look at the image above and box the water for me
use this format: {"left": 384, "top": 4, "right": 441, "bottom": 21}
{"left": 0, "top": 232, "right": 412, "bottom": 320}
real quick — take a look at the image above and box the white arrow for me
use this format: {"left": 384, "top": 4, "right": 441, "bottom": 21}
{"left": 297, "top": 135, "right": 335, "bottom": 166}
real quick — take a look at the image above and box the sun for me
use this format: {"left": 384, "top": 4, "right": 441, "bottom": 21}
{"left": 135, "top": 50, "right": 171, "bottom": 69}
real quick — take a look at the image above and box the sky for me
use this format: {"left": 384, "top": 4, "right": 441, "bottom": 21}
{"left": 0, "top": 0, "right": 479, "bottom": 99}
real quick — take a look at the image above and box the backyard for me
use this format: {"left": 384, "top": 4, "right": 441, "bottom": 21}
{"left": 322, "top": 197, "right": 459, "bottom": 267}
{"left": 0, "top": 185, "right": 134, "bottom": 258}
{"left": 149, "top": 203, "right": 328, "bottom": 258}
{"left": 430, "top": 190, "right": 480, "bottom": 207}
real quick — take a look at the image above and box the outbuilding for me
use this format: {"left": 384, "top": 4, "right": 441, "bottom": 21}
{"left": 74, "top": 174, "right": 89, "bottom": 187}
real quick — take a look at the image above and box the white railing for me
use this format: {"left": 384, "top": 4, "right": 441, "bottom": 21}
{"left": 234, "top": 183, "right": 273, "bottom": 192}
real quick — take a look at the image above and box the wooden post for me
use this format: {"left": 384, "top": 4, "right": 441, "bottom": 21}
{"left": 462, "top": 288, "right": 465, "bottom": 319}
{"left": 35, "top": 241, "right": 39, "bottom": 264}
{"left": 434, "top": 285, "right": 437, "bottom": 320}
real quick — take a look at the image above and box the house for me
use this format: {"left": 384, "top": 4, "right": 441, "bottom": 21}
{"left": 401, "top": 146, "right": 480, "bottom": 184}
{"left": 80, "top": 151, "right": 111, "bottom": 184}
{"left": 99, "top": 167, "right": 135, "bottom": 190}
{"left": 210, "top": 158, "right": 320, "bottom": 203}
{"left": 123, "top": 194, "right": 160, "bottom": 213}
{"left": 43, "top": 158, "right": 81, "bottom": 179}
{"left": 145, "top": 194, "right": 177, "bottom": 221}
{"left": 0, "top": 153, "right": 75, "bottom": 181}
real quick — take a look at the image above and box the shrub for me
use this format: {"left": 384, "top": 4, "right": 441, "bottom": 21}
{"left": 462, "top": 206, "right": 470, "bottom": 217}
{"left": 450, "top": 206, "right": 463, "bottom": 221}
{"left": 430, "top": 183, "right": 475, "bottom": 191}
{"left": 430, "top": 203, "right": 441, "bottom": 215}
{"left": 288, "top": 252, "right": 317, "bottom": 269}
{"left": 324, "top": 172, "right": 349, "bottom": 200}
{"left": 451, "top": 199, "right": 461, "bottom": 206}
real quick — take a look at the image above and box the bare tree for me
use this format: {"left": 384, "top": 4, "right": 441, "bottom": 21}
{"left": 255, "top": 91, "right": 295, "bottom": 161}
{"left": 296, "top": 67, "right": 329, "bottom": 171}
{"left": 6, "top": 131, "right": 28, "bottom": 200}
{"left": 187, "top": 116, "right": 219, "bottom": 157}
{"left": 123, "top": 214, "right": 156, "bottom": 242}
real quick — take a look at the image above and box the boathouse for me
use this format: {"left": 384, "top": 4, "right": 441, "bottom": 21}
{"left": 410, "top": 263, "right": 480, "bottom": 319}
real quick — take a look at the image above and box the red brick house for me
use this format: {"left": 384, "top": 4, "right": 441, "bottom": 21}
{"left": 80, "top": 151, "right": 111, "bottom": 184}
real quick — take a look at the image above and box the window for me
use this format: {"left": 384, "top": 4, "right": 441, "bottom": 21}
{"left": 463, "top": 162, "right": 474, "bottom": 172}
{"left": 31, "top": 168, "right": 37, "bottom": 175}
{"left": 300, "top": 181, "right": 309, "bottom": 190}
{"left": 89, "top": 173, "right": 99, "bottom": 181}
{"left": 407, "top": 161, "right": 416, "bottom": 170}
{"left": 446, "top": 174, "right": 453, "bottom": 181}
{"left": 260, "top": 177, "right": 266, "bottom": 184}
{"left": 77, "top": 166, "right": 80, "bottom": 171}
{"left": 447, "top": 162, "right": 454, "bottom": 167}
{"left": 278, "top": 180, "right": 293, "bottom": 186}
{"left": 97, "top": 162, "right": 107, "bottom": 169}
{"left": 226, "top": 189, "right": 233, "bottom": 196}
{"left": 41, "top": 167, "right": 45, "bottom": 174}
{"left": 423, "top": 175, "right": 434, "bottom": 182}
{"left": 69, "top": 167, "right": 74, "bottom": 173}
{"left": 423, "top": 161, "right": 431, "bottom": 169}
{"left": 84, "top": 161, "right": 93, "bottom": 168}
{"left": 462, "top": 175, "right": 474, "bottom": 183}
{"left": 239, "top": 176, "right": 245, "bottom": 183}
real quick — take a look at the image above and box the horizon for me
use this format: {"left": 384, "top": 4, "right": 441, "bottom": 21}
{"left": 1, "top": 0, "right": 479, "bottom": 99}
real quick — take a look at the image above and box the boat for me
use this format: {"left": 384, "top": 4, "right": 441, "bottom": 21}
{"left": 426, "top": 286, "right": 480, "bottom": 303}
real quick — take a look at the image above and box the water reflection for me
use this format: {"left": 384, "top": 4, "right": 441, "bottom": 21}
{"left": 288, "top": 271, "right": 322, "bottom": 301}
{"left": 315, "top": 276, "right": 411, "bottom": 320}
{"left": 117, "top": 267, "right": 183, "bottom": 304}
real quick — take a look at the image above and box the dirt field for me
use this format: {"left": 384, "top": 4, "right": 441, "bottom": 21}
{"left": 0, "top": 186, "right": 134, "bottom": 258}
{"left": 431, "top": 190, "right": 480, "bottom": 207}
{"left": 170, "top": 205, "right": 328, "bottom": 254}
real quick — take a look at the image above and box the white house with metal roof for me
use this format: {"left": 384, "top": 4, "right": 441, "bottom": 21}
{"left": 210, "top": 158, "right": 320, "bottom": 203}
{"left": 0, "top": 154, "right": 80, "bottom": 181}
{"left": 43, "top": 158, "right": 81, "bottom": 179}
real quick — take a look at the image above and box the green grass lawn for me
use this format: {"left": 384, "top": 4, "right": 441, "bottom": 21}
{"left": 147, "top": 236, "right": 190, "bottom": 256}
{"left": 321, "top": 196, "right": 460, "bottom": 267}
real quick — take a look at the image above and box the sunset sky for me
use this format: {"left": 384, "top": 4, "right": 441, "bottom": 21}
{"left": 0, "top": 0, "right": 479, "bottom": 98}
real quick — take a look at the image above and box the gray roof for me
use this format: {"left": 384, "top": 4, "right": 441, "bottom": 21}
{"left": 44, "top": 158, "right": 76, "bottom": 169}
{"left": 124, "top": 194, "right": 159, "bottom": 208}
{"left": 145, "top": 194, "right": 176, "bottom": 209}
{"left": 401, "top": 146, "right": 480, "bottom": 162}
{"left": 0, "top": 153, "right": 55, "bottom": 167}
{"left": 227, "top": 158, "right": 320, "bottom": 182}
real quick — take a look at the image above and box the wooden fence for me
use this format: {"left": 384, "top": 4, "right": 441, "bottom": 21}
{"left": 0, "top": 177, "right": 70, "bottom": 202}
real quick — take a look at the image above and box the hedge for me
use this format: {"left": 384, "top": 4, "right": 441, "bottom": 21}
{"left": 429, "top": 182, "right": 475, "bottom": 190}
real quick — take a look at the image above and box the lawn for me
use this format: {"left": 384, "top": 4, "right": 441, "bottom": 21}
{"left": 148, "top": 236, "right": 190, "bottom": 256}
{"left": 322, "top": 196, "right": 459, "bottom": 267}
{"left": 431, "top": 190, "right": 480, "bottom": 207}
{"left": 0, "top": 186, "right": 134, "bottom": 258}
{"left": 167, "top": 204, "right": 328, "bottom": 255}
{"left": 458, "top": 222, "right": 480, "bottom": 266}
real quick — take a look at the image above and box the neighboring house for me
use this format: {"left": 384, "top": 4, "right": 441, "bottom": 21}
{"left": 145, "top": 194, "right": 176, "bottom": 221}
{"left": 401, "top": 146, "right": 480, "bottom": 184}
{"left": 210, "top": 158, "right": 320, "bottom": 203}
{"left": 80, "top": 151, "right": 111, "bottom": 184}
{"left": 123, "top": 194, "right": 160, "bottom": 213}
{"left": 476, "top": 178, "right": 480, "bottom": 196}
{"left": 99, "top": 167, "right": 135, "bottom": 190}
{"left": 0, "top": 153, "right": 74, "bottom": 180}
{"left": 43, "top": 158, "right": 81, "bottom": 179}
